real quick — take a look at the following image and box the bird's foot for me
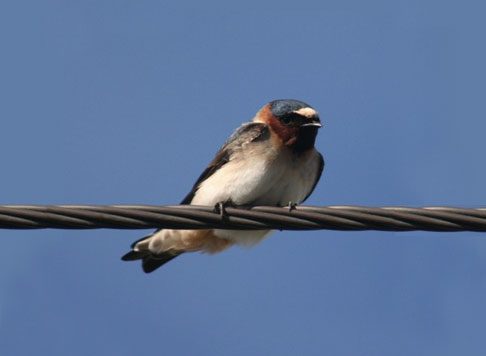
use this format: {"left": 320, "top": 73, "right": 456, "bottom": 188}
{"left": 287, "top": 201, "right": 297, "bottom": 212}
{"left": 214, "top": 201, "right": 233, "bottom": 220}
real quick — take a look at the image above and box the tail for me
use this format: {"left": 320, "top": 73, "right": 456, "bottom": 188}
{"left": 122, "top": 229, "right": 232, "bottom": 273}
{"left": 121, "top": 232, "right": 182, "bottom": 273}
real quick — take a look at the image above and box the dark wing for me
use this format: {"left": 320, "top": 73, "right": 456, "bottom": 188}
{"left": 301, "top": 152, "right": 325, "bottom": 203}
{"left": 180, "top": 122, "right": 269, "bottom": 204}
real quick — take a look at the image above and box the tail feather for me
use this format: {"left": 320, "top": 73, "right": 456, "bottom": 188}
{"left": 122, "top": 229, "right": 230, "bottom": 273}
{"left": 121, "top": 231, "right": 182, "bottom": 273}
{"left": 141, "top": 253, "right": 180, "bottom": 273}
{"left": 121, "top": 249, "right": 181, "bottom": 273}
{"left": 121, "top": 250, "right": 145, "bottom": 261}
{"left": 129, "top": 232, "right": 156, "bottom": 249}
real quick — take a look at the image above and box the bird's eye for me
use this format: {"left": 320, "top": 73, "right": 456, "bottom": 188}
{"left": 280, "top": 114, "right": 304, "bottom": 126}
{"left": 280, "top": 116, "right": 292, "bottom": 125}
{"left": 280, "top": 116, "right": 294, "bottom": 125}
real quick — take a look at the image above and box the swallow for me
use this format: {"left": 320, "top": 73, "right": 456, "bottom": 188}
{"left": 122, "top": 99, "right": 324, "bottom": 273}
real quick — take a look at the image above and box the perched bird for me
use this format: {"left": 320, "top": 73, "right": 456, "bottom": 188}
{"left": 122, "top": 99, "right": 324, "bottom": 273}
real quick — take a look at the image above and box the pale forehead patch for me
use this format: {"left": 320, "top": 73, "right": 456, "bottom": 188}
{"left": 293, "top": 107, "right": 318, "bottom": 118}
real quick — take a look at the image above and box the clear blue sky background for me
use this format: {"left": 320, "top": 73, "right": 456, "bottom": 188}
{"left": 1, "top": 1, "right": 485, "bottom": 355}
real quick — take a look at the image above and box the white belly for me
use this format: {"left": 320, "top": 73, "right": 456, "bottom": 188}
{"left": 190, "top": 147, "right": 321, "bottom": 246}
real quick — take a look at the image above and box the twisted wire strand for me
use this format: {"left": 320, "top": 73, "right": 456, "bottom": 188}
{"left": 0, "top": 205, "right": 486, "bottom": 232}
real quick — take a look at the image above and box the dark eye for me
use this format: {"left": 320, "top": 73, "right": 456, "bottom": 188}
{"left": 280, "top": 115, "right": 294, "bottom": 125}
{"left": 280, "top": 114, "right": 305, "bottom": 126}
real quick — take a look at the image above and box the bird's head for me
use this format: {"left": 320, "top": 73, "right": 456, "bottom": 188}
{"left": 254, "top": 99, "right": 322, "bottom": 153}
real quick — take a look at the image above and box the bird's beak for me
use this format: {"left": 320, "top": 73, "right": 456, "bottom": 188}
{"left": 301, "top": 122, "right": 322, "bottom": 128}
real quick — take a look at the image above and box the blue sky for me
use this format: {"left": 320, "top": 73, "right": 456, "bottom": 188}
{"left": 1, "top": 1, "right": 485, "bottom": 355}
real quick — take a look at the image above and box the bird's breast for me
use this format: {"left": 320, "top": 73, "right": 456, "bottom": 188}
{"left": 191, "top": 143, "right": 320, "bottom": 207}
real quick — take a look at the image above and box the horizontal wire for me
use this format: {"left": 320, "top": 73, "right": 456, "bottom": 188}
{"left": 0, "top": 205, "right": 485, "bottom": 232}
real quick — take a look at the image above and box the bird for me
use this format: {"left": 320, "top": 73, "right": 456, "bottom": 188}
{"left": 122, "top": 99, "right": 324, "bottom": 273}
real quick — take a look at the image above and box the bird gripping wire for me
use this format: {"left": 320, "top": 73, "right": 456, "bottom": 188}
{"left": 1, "top": 205, "right": 486, "bottom": 232}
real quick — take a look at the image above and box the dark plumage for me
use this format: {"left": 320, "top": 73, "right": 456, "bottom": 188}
{"left": 262, "top": 100, "right": 321, "bottom": 153}
{"left": 269, "top": 99, "right": 313, "bottom": 117}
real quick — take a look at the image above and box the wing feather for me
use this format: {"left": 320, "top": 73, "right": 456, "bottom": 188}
{"left": 180, "top": 122, "right": 269, "bottom": 204}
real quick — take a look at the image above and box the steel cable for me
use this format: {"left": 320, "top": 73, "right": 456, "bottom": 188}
{"left": 0, "top": 205, "right": 486, "bottom": 231}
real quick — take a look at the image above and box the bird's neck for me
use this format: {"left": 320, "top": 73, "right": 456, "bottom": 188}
{"left": 268, "top": 119, "right": 318, "bottom": 154}
{"left": 292, "top": 127, "right": 318, "bottom": 153}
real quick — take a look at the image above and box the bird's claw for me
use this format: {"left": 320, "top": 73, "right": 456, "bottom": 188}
{"left": 214, "top": 201, "right": 230, "bottom": 220}
{"left": 287, "top": 201, "right": 297, "bottom": 212}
